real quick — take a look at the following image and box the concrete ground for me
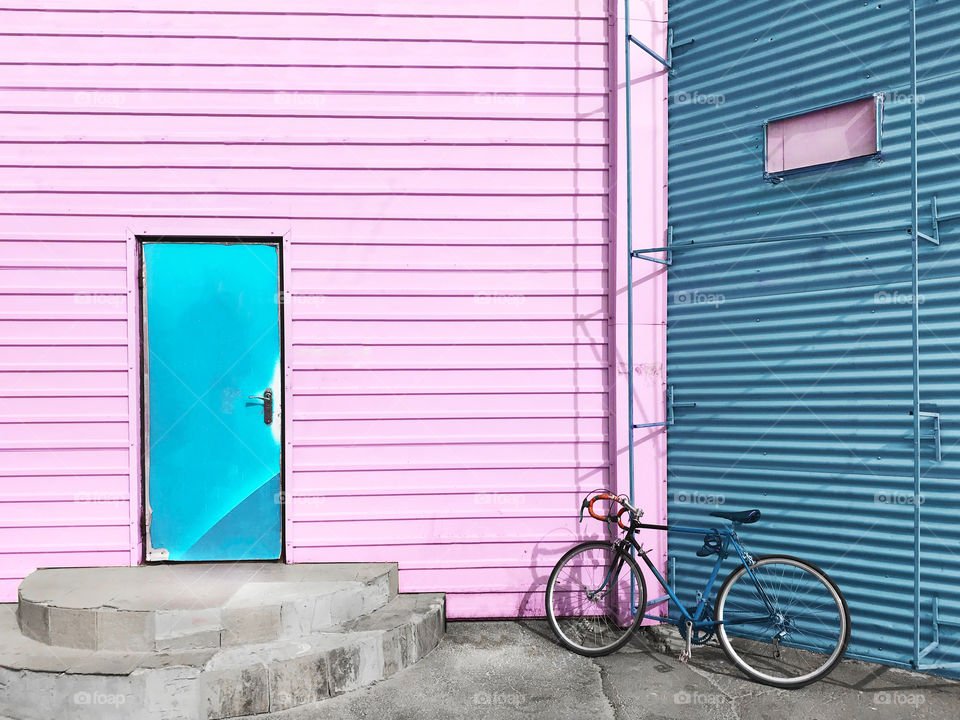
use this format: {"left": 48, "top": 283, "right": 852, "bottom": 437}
{"left": 273, "top": 621, "right": 960, "bottom": 720}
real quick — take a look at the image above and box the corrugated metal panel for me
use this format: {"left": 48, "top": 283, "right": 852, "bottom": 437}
{"left": 915, "top": 0, "right": 960, "bottom": 671}
{"left": 665, "top": 0, "right": 935, "bottom": 669}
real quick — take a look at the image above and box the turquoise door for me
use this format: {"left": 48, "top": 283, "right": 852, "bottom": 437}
{"left": 142, "top": 243, "right": 282, "bottom": 561}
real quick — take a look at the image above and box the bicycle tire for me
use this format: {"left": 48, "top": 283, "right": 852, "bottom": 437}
{"left": 545, "top": 541, "right": 647, "bottom": 657}
{"left": 715, "top": 555, "right": 851, "bottom": 688}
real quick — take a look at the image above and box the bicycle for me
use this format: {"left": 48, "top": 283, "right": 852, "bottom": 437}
{"left": 545, "top": 490, "right": 851, "bottom": 688}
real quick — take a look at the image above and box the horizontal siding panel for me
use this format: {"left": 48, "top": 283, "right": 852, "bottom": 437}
{"left": 0, "top": 12, "right": 609, "bottom": 43}
{"left": 0, "top": 319, "right": 126, "bottom": 341}
{"left": 290, "top": 417, "right": 608, "bottom": 444}
{"left": 289, "top": 269, "right": 607, "bottom": 294}
{"left": 0, "top": 194, "right": 608, "bottom": 220}
{"left": 0, "top": 293, "right": 127, "bottom": 319}
{"left": 0, "top": 474, "right": 131, "bottom": 499}
{"left": 291, "top": 441, "right": 608, "bottom": 469}
{"left": 290, "top": 344, "right": 607, "bottom": 368}
{"left": 0, "top": 168, "right": 609, "bottom": 195}
{"left": 0, "top": 370, "right": 128, "bottom": 395}
{"left": 289, "top": 466, "right": 609, "bottom": 496}
{"left": 0, "top": 551, "right": 132, "bottom": 577}
{"left": 0, "top": 35, "right": 611, "bottom": 68}
{"left": 289, "top": 540, "right": 598, "bottom": 570}
{"left": 287, "top": 244, "right": 608, "bottom": 268}
{"left": 289, "top": 298, "right": 607, "bottom": 324}
{"left": 289, "top": 491, "right": 600, "bottom": 522}
{"left": 289, "top": 319, "right": 607, "bottom": 346}
{"left": 0, "top": 216, "right": 609, "bottom": 243}
{"left": 2, "top": 66, "right": 609, "bottom": 94}
{"left": 0, "top": 525, "right": 130, "bottom": 550}
{"left": 0, "top": 499, "right": 130, "bottom": 525}
{"left": 0, "top": 345, "right": 127, "bottom": 369}
{"left": 0, "top": 1, "right": 609, "bottom": 17}
{"left": 0, "top": 395, "right": 129, "bottom": 419}
{"left": 290, "top": 517, "right": 598, "bottom": 546}
{"left": 291, "top": 392, "right": 608, "bottom": 419}
{"left": 0, "top": 420, "right": 129, "bottom": 445}
{"left": 0, "top": 141, "right": 610, "bottom": 170}
{"left": 292, "top": 368, "right": 608, "bottom": 393}
{"left": 0, "top": 239, "right": 126, "bottom": 263}
{"left": 4, "top": 114, "right": 608, "bottom": 144}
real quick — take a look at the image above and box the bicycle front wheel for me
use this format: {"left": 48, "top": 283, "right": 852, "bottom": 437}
{"left": 715, "top": 555, "right": 850, "bottom": 688}
{"left": 545, "top": 541, "right": 647, "bottom": 657}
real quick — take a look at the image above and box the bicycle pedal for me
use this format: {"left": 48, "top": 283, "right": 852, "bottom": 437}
{"left": 678, "top": 650, "right": 691, "bottom": 664}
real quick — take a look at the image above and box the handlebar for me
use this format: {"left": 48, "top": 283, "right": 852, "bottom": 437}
{"left": 582, "top": 491, "right": 642, "bottom": 530}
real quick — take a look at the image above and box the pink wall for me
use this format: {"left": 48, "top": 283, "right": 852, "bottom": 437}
{"left": 0, "top": 0, "right": 668, "bottom": 616}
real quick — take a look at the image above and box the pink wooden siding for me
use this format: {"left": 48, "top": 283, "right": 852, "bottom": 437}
{"left": 0, "top": 0, "right": 668, "bottom": 616}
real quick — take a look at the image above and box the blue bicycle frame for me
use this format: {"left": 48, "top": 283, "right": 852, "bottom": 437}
{"left": 623, "top": 520, "right": 777, "bottom": 632}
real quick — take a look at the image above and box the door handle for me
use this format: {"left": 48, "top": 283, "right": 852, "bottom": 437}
{"left": 249, "top": 388, "right": 273, "bottom": 425}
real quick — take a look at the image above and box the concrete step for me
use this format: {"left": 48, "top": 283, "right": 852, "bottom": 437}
{"left": 0, "top": 591, "right": 445, "bottom": 720}
{"left": 17, "top": 562, "right": 397, "bottom": 652}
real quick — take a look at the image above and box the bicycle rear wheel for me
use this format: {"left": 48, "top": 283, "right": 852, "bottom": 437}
{"left": 545, "top": 541, "right": 647, "bottom": 657}
{"left": 715, "top": 555, "right": 850, "bottom": 688}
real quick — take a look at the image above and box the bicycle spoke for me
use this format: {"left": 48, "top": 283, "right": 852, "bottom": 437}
{"left": 717, "top": 557, "right": 848, "bottom": 687}
{"left": 547, "top": 542, "right": 645, "bottom": 655}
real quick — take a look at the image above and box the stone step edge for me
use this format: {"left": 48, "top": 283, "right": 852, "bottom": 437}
{"left": 16, "top": 567, "right": 399, "bottom": 653}
{"left": 199, "top": 593, "right": 446, "bottom": 718}
{"left": 0, "top": 594, "right": 445, "bottom": 720}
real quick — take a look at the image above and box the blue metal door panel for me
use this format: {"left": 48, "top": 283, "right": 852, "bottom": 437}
{"left": 143, "top": 243, "right": 281, "bottom": 561}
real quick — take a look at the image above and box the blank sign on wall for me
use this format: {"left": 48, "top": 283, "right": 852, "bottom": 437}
{"left": 765, "top": 95, "right": 881, "bottom": 175}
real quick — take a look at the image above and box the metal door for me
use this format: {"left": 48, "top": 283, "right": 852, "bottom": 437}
{"left": 142, "top": 242, "right": 282, "bottom": 561}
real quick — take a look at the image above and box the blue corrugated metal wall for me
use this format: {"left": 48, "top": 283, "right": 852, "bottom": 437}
{"left": 665, "top": 0, "right": 960, "bottom": 671}
{"left": 915, "top": 0, "right": 960, "bottom": 672}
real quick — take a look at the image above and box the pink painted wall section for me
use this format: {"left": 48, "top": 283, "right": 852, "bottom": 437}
{"left": 610, "top": 0, "right": 670, "bottom": 619}
{"left": 0, "top": 0, "right": 668, "bottom": 615}
{"left": 282, "top": 1, "right": 615, "bottom": 620}
{"left": 766, "top": 96, "right": 879, "bottom": 173}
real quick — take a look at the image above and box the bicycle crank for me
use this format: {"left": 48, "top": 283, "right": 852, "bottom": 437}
{"left": 679, "top": 621, "right": 693, "bottom": 663}
{"left": 676, "top": 601, "right": 715, "bottom": 646}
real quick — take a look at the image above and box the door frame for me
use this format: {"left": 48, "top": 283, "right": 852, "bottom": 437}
{"left": 136, "top": 235, "right": 287, "bottom": 563}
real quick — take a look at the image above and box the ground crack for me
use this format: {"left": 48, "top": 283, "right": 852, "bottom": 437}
{"left": 590, "top": 658, "right": 619, "bottom": 720}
